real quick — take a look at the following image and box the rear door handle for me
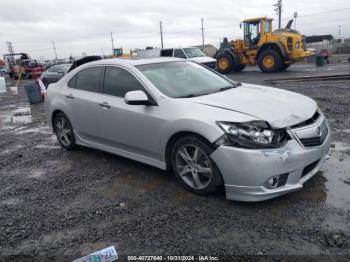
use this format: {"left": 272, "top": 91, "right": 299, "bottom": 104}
{"left": 98, "top": 102, "right": 111, "bottom": 109}
{"left": 66, "top": 94, "right": 74, "bottom": 99}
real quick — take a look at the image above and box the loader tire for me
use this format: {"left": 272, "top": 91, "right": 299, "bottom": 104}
{"left": 258, "top": 50, "right": 283, "bottom": 73}
{"left": 216, "top": 53, "right": 234, "bottom": 74}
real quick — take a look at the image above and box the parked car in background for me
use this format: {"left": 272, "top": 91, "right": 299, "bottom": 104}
{"left": 47, "top": 58, "right": 331, "bottom": 202}
{"left": 41, "top": 63, "right": 72, "bottom": 87}
{"left": 137, "top": 47, "right": 217, "bottom": 69}
{"left": 162, "top": 47, "right": 217, "bottom": 69}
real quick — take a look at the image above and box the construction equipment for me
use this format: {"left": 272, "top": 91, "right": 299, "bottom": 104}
{"left": 215, "top": 17, "right": 310, "bottom": 73}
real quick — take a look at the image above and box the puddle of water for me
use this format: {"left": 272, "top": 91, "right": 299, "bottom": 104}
{"left": 322, "top": 142, "right": 350, "bottom": 209}
{"left": 28, "top": 168, "right": 46, "bottom": 178}
{"left": 0, "top": 145, "right": 24, "bottom": 156}
{"left": 34, "top": 144, "right": 61, "bottom": 150}
{"left": 0, "top": 105, "right": 32, "bottom": 129}
{"left": 15, "top": 125, "right": 51, "bottom": 134}
{"left": 0, "top": 197, "right": 22, "bottom": 206}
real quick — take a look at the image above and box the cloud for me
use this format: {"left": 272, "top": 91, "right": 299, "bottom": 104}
{"left": 0, "top": 0, "right": 349, "bottom": 60}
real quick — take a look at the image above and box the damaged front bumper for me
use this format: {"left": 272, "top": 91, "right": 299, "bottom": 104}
{"left": 211, "top": 117, "right": 331, "bottom": 202}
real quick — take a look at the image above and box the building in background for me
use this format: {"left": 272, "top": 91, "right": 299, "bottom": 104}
{"left": 305, "top": 35, "right": 335, "bottom": 54}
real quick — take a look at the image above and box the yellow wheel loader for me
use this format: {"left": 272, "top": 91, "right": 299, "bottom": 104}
{"left": 215, "top": 17, "right": 310, "bottom": 73}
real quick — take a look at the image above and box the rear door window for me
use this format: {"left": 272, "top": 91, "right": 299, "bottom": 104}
{"left": 74, "top": 67, "right": 102, "bottom": 92}
{"left": 103, "top": 66, "right": 145, "bottom": 98}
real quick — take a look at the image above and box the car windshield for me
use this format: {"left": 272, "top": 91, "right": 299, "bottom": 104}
{"left": 137, "top": 61, "right": 237, "bottom": 98}
{"left": 61, "top": 64, "right": 72, "bottom": 73}
{"left": 183, "top": 48, "right": 206, "bottom": 58}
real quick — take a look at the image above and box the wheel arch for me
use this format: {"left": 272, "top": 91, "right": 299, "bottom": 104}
{"left": 215, "top": 48, "right": 235, "bottom": 59}
{"left": 257, "top": 42, "right": 287, "bottom": 60}
{"left": 164, "top": 131, "right": 216, "bottom": 170}
{"left": 51, "top": 109, "right": 69, "bottom": 131}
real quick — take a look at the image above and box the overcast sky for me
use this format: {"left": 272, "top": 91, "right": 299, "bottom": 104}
{"left": 1, "top": 0, "right": 349, "bottom": 60}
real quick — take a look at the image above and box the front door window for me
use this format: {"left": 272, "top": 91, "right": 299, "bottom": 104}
{"left": 244, "top": 21, "right": 261, "bottom": 48}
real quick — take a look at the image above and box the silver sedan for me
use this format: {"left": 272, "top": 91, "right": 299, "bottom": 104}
{"left": 47, "top": 58, "right": 331, "bottom": 201}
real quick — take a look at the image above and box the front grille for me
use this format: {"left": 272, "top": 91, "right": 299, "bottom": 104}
{"left": 301, "top": 159, "right": 320, "bottom": 178}
{"left": 287, "top": 37, "right": 293, "bottom": 52}
{"left": 299, "top": 124, "right": 328, "bottom": 147}
{"left": 292, "top": 111, "right": 320, "bottom": 129}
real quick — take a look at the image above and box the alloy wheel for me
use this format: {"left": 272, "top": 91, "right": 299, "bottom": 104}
{"left": 55, "top": 116, "right": 73, "bottom": 147}
{"left": 175, "top": 144, "right": 213, "bottom": 190}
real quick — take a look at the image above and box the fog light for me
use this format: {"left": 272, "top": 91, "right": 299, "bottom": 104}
{"left": 265, "top": 176, "right": 279, "bottom": 189}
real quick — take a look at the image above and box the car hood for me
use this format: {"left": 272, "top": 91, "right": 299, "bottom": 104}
{"left": 188, "top": 56, "right": 216, "bottom": 63}
{"left": 187, "top": 84, "right": 317, "bottom": 128}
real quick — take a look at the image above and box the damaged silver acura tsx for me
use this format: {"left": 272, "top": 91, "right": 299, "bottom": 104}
{"left": 47, "top": 58, "right": 331, "bottom": 201}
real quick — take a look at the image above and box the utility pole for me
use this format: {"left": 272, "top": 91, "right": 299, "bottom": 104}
{"left": 338, "top": 25, "right": 342, "bottom": 37}
{"left": 110, "top": 32, "right": 115, "bottom": 52}
{"left": 294, "top": 12, "right": 298, "bottom": 30}
{"left": 201, "top": 18, "right": 205, "bottom": 47}
{"left": 274, "top": 0, "right": 282, "bottom": 29}
{"left": 6, "top": 41, "right": 15, "bottom": 64}
{"left": 160, "top": 21, "right": 164, "bottom": 48}
{"left": 52, "top": 41, "right": 58, "bottom": 60}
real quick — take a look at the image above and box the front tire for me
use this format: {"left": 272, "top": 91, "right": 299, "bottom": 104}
{"left": 53, "top": 112, "right": 77, "bottom": 150}
{"left": 216, "top": 52, "right": 234, "bottom": 74}
{"left": 170, "top": 136, "right": 223, "bottom": 195}
{"left": 258, "top": 50, "right": 283, "bottom": 73}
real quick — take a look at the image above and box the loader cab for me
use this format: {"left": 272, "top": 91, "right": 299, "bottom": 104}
{"left": 242, "top": 18, "right": 272, "bottom": 48}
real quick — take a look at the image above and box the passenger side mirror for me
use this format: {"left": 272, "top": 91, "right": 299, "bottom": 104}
{"left": 124, "top": 90, "right": 152, "bottom": 105}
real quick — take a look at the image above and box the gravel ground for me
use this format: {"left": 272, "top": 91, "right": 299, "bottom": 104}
{"left": 0, "top": 63, "right": 349, "bottom": 261}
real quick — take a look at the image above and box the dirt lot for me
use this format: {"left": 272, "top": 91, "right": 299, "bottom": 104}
{"left": 0, "top": 62, "right": 349, "bottom": 261}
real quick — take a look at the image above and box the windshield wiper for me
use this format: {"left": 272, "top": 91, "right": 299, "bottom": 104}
{"left": 177, "top": 83, "right": 242, "bottom": 98}
{"left": 219, "top": 86, "right": 234, "bottom": 91}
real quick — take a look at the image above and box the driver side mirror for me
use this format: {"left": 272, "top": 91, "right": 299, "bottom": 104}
{"left": 124, "top": 90, "right": 154, "bottom": 106}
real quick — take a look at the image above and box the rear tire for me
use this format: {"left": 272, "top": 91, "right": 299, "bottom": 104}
{"left": 170, "top": 135, "right": 223, "bottom": 195}
{"left": 258, "top": 50, "right": 283, "bottom": 73}
{"left": 53, "top": 112, "right": 77, "bottom": 150}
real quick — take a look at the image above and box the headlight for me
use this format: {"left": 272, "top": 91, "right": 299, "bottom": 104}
{"left": 216, "top": 121, "right": 289, "bottom": 149}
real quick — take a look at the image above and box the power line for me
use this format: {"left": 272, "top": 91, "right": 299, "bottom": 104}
{"left": 282, "top": 7, "right": 350, "bottom": 20}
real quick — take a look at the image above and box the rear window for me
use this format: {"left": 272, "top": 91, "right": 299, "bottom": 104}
{"left": 74, "top": 67, "right": 102, "bottom": 92}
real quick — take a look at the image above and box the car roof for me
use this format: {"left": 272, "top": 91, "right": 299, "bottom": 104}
{"left": 86, "top": 57, "right": 184, "bottom": 67}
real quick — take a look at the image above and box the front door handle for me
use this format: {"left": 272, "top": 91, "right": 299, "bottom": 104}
{"left": 98, "top": 102, "right": 111, "bottom": 109}
{"left": 66, "top": 94, "right": 74, "bottom": 99}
